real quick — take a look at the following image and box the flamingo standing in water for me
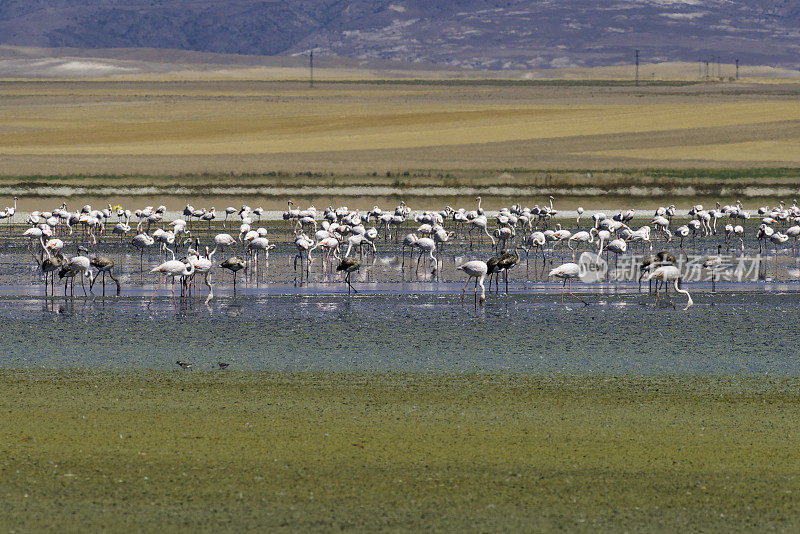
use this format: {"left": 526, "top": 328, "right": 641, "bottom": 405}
{"left": 149, "top": 258, "right": 194, "bottom": 306}
{"left": 90, "top": 256, "right": 121, "bottom": 295}
{"left": 648, "top": 265, "right": 693, "bottom": 310}
{"left": 457, "top": 260, "right": 488, "bottom": 306}
{"left": 40, "top": 240, "right": 64, "bottom": 295}
{"left": 337, "top": 257, "right": 360, "bottom": 294}
{"left": 548, "top": 262, "right": 588, "bottom": 306}
{"left": 132, "top": 232, "right": 155, "bottom": 271}
{"left": 187, "top": 247, "right": 214, "bottom": 304}
{"left": 221, "top": 257, "right": 246, "bottom": 294}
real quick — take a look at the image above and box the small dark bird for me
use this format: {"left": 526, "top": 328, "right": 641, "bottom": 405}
{"left": 176, "top": 360, "right": 192, "bottom": 370}
{"left": 220, "top": 257, "right": 246, "bottom": 292}
{"left": 90, "top": 256, "right": 121, "bottom": 295}
{"left": 336, "top": 257, "right": 360, "bottom": 294}
{"left": 218, "top": 362, "right": 229, "bottom": 370}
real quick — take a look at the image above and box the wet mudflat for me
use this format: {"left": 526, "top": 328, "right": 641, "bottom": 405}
{"left": 2, "top": 370, "right": 800, "bottom": 532}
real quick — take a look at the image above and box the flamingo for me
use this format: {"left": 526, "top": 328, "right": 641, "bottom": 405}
{"left": 131, "top": 233, "right": 155, "bottom": 271}
{"left": 221, "top": 257, "right": 246, "bottom": 293}
{"left": 40, "top": 243, "right": 64, "bottom": 295}
{"left": 648, "top": 265, "right": 693, "bottom": 310}
{"left": 638, "top": 251, "right": 676, "bottom": 292}
{"left": 413, "top": 237, "right": 438, "bottom": 275}
{"left": 549, "top": 262, "right": 588, "bottom": 306}
{"left": 224, "top": 206, "right": 237, "bottom": 227}
{"left": 468, "top": 215, "right": 495, "bottom": 248}
{"left": 604, "top": 238, "right": 627, "bottom": 279}
{"left": 293, "top": 232, "right": 314, "bottom": 278}
{"left": 247, "top": 236, "right": 276, "bottom": 270}
{"left": 186, "top": 247, "right": 214, "bottom": 303}
{"left": 149, "top": 259, "right": 194, "bottom": 306}
{"left": 401, "top": 233, "right": 419, "bottom": 267}
{"left": 457, "top": 260, "right": 488, "bottom": 306}
{"left": 337, "top": 257, "right": 360, "bottom": 294}
{"left": 699, "top": 244, "right": 725, "bottom": 293}
{"left": 56, "top": 255, "right": 93, "bottom": 296}
{"left": 496, "top": 249, "right": 520, "bottom": 294}
{"left": 90, "top": 256, "right": 121, "bottom": 295}
{"left": 213, "top": 233, "right": 237, "bottom": 257}
{"left": 519, "top": 231, "right": 547, "bottom": 266}
{"left": 568, "top": 229, "right": 595, "bottom": 259}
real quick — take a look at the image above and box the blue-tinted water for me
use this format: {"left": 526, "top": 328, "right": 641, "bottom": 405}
{"left": 1, "top": 291, "right": 797, "bottom": 375}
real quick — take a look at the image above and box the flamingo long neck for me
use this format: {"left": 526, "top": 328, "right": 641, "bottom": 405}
{"left": 674, "top": 279, "right": 693, "bottom": 310}
{"left": 484, "top": 225, "right": 495, "bottom": 245}
{"left": 40, "top": 236, "right": 51, "bottom": 259}
{"left": 183, "top": 262, "right": 195, "bottom": 276}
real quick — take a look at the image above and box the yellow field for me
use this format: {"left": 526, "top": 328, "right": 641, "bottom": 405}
{"left": 585, "top": 138, "right": 800, "bottom": 163}
{"left": 1, "top": 79, "right": 800, "bottom": 173}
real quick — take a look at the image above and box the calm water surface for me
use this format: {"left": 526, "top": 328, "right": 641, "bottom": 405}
{"left": 1, "top": 290, "right": 797, "bottom": 375}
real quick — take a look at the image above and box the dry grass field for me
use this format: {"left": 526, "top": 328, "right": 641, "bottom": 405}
{"left": 1, "top": 79, "right": 800, "bottom": 175}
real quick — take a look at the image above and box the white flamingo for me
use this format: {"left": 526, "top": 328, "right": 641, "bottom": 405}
{"left": 548, "top": 262, "right": 588, "bottom": 306}
{"left": 648, "top": 265, "right": 693, "bottom": 310}
{"left": 149, "top": 259, "right": 194, "bottom": 306}
{"left": 457, "top": 260, "right": 488, "bottom": 306}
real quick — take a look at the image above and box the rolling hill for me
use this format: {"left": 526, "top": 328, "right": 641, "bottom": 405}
{"left": 0, "top": 1, "right": 798, "bottom": 70}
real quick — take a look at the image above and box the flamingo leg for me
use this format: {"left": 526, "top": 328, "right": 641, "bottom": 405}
{"left": 347, "top": 272, "right": 358, "bottom": 293}
{"left": 461, "top": 276, "right": 470, "bottom": 305}
{"left": 148, "top": 274, "right": 169, "bottom": 307}
{"left": 568, "top": 278, "right": 588, "bottom": 306}
{"left": 666, "top": 280, "right": 675, "bottom": 309}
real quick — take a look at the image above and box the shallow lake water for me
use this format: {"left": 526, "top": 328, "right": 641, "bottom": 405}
{"left": 0, "top": 215, "right": 798, "bottom": 374}
{"left": 1, "top": 289, "right": 797, "bottom": 375}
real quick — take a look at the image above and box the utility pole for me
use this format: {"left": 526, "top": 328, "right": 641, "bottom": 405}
{"left": 309, "top": 50, "right": 314, "bottom": 88}
{"left": 735, "top": 58, "right": 739, "bottom": 80}
{"left": 635, "top": 49, "right": 639, "bottom": 86}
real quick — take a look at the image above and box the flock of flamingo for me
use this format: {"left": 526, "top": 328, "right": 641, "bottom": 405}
{"left": 5, "top": 194, "right": 800, "bottom": 311}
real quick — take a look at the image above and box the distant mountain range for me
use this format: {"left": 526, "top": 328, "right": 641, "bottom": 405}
{"left": 0, "top": 1, "right": 798, "bottom": 70}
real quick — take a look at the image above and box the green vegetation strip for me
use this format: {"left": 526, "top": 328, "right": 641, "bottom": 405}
{"left": 1, "top": 370, "right": 798, "bottom": 531}
{"left": 3, "top": 167, "right": 800, "bottom": 190}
